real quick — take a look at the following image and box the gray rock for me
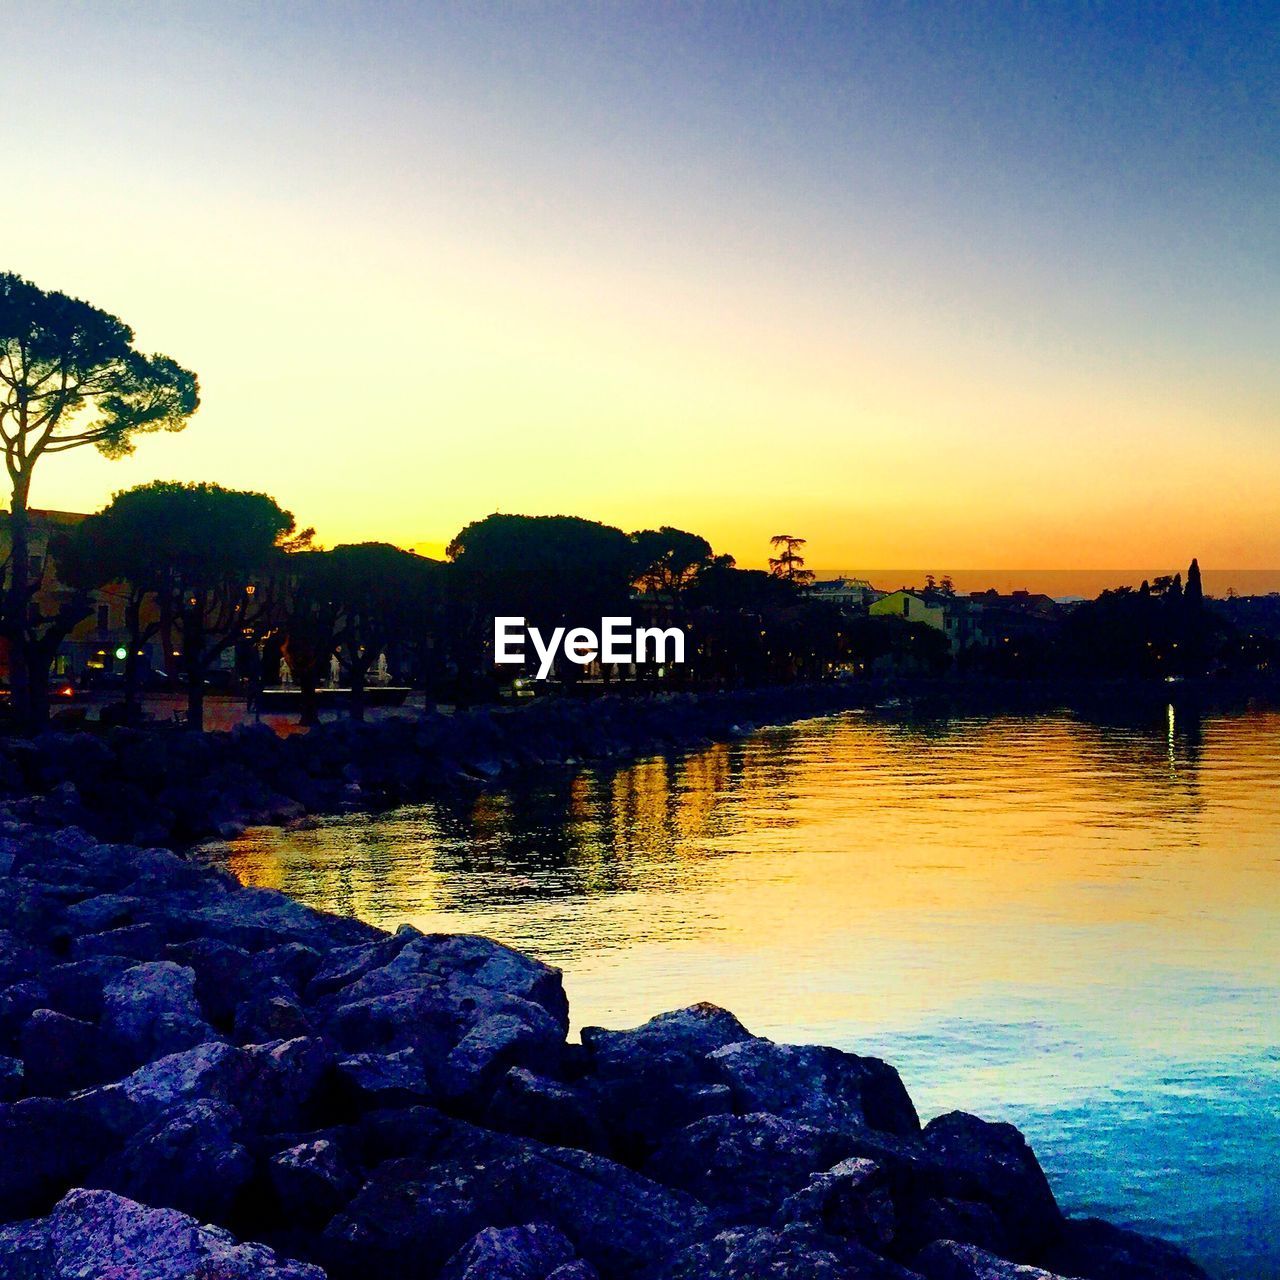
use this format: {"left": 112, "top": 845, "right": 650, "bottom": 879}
{"left": 19, "top": 1008, "right": 113, "bottom": 1095}
{"left": 443, "top": 1011, "right": 563, "bottom": 1105}
{"left": 326, "top": 1143, "right": 707, "bottom": 1279}
{"left": 101, "top": 961, "right": 218, "bottom": 1064}
{"left": 921, "top": 1113, "right": 1063, "bottom": 1258}
{"left": 77, "top": 1040, "right": 256, "bottom": 1135}
{"left": 90, "top": 1098, "right": 253, "bottom": 1221}
{"left": 0, "top": 1054, "right": 23, "bottom": 1102}
{"left": 0, "top": 979, "right": 51, "bottom": 1044}
{"left": 581, "top": 1003, "right": 753, "bottom": 1083}
{"left": 62, "top": 893, "right": 146, "bottom": 934}
{"left": 334, "top": 933, "right": 568, "bottom": 1033}
{"left": 30, "top": 1186, "right": 326, "bottom": 1278}
{"left": 0, "top": 1096, "right": 113, "bottom": 1218}
{"left": 268, "top": 1137, "right": 360, "bottom": 1224}
{"left": 1044, "top": 1217, "right": 1210, "bottom": 1280}
{"left": 163, "top": 937, "right": 252, "bottom": 1026}
{"left": 487, "top": 1067, "right": 608, "bottom": 1153}
{"left": 183, "top": 887, "right": 377, "bottom": 952}
{"left": 899, "top": 1197, "right": 1011, "bottom": 1258}
{"left": 41, "top": 956, "right": 134, "bottom": 1021}
{"left": 915, "top": 1239, "right": 1070, "bottom": 1279}
{"left": 335, "top": 1048, "right": 435, "bottom": 1109}
{"left": 305, "top": 931, "right": 414, "bottom": 1001}
{"left": 0, "top": 1217, "right": 47, "bottom": 1278}
{"left": 233, "top": 977, "right": 314, "bottom": 1044}
{"left": 775, "top": 1156, "right": 896, "bottom": 1251}
{"left": 647, "top": 1112, "right": 860, "bottom": 1224}
{"left": 250, "top": 942, "right": 322, "bottom": 994}
{"left": 592, "top": 1073, "right": 736, "bottom": 1160}
{"left": 243, "top": 1035, "right": 334, "bottom": 1126}
{"left": 710, "top": 1038, "right": 920, "bottom": 1137}
{"left": 661, "top": 1223, "right": 921, "bottom": 1279}
{"left": 70, "top": 923, "right": 166, "bottom": 962}
{"left": 440, "top": 1222, "right": 577, "bottom": 1280}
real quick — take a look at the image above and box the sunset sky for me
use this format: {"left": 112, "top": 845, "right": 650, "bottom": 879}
{"left": 6, "top": 3, "right": 1277, "bottom": 572}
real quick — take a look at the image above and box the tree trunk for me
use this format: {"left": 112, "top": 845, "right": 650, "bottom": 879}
{"left": 183, "top": 606, "right": 205, "bottom": 731}
{"left": 299, "top": 674, "right": 320, "bottom": 726}
{"left": 349, "top": 657, "right": 366, "bottom": 722}
{"left": 4, "top": 475, "right": 33, "bottom": 731}
{"left": 124, "top": 596, "right": 142, "bottom": 721}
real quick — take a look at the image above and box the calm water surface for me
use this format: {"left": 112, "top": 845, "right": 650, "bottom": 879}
{"left": 224, "top": 708, "right": 1280, "bottom": 1279}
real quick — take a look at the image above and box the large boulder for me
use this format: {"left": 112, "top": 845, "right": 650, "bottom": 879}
{"left": 75, "top": 1040, "right": 257, "bottom": 1136}
{"left": 163, "top": 937, "right": 253, "bottom": 1026}
{"left": 1, "top": 1186, "right": 325, "bottom": 1278}
{"left": 709, "top": 1038, "right": 920, "bottom": 1137}
{"left": 89, "top": 1098, "right": 253, "bottom": 1222}
{"left": 581, "top": 1004, "right": 752, "bottom": 1084}
{"left": 915, "top": 1239, "right": 1071, "bottom": 1279}
{"left": 1043, "top": 1217, "right": 1209, "bottom": 1280}
{"left": 233, "top": 977, "right": 314, "bottom": 1044}
{"left": 326, "top": 1143, "right": 707, "bottom": 1279}
{"left": 182, "top": 886, "right": 378, "bottom": 952}
{"left": 897, "top": 1197, "right": 1011, "bottom": 1259}
{"left": 442, "top": 1011, "right": 563, "bottom": 1106}
{"left": 268, "top": 1137, "right": 361, "bottom": 1225}
{"left": 334, "top": 1048, "right": 436, "bottom": 1110}
{"left": 19, "top": 1008, "right": 115, "bottom": 1095}
{"left": 579, "top": 1005, "right": 749, "bottom": 1159}
{"left": 775, "top": 1156, "right": 897, "bottom": 1252}
{"left": 920, "top": 1114, "right": 1062, "bottom": 1260}
{"left": 0, "top": 1055, "right": 22, "bottom": 1103}
{"left": 0, "top": 1096, "right": 114, "bottom": 1218}
{"left": 40, "top": 956, "right": 134, "bottom": 1021}
{"left": 439, "top": 1222, "right": 578, "bottom": 1280}
{"left": 62, "top": 892, "right": 146, "bottom": 935}
{"left": 100, "top": 961, "right": 217, "bottom": 1064}
{"left": 304, "top": 930, "right": 416, "bottom": 1001}
{"left": 486, "top": 1067, "right": 608, "bottom": 1153}
{"left": 321, "top": 935, "right": 569, "bottom": 1082}
{"left": 645, "top": 1112, "right": 857, "bottom": 1224}
{"left": 70, "top": 923, "right": 167, "bottom": 962}
{"left": 661, "top": 1223, "right": 922, "bottom": 1279}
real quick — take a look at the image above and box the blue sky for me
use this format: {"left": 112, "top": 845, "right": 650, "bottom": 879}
{"left": 6, "top": 2, "right": 1277, "bottom": 566}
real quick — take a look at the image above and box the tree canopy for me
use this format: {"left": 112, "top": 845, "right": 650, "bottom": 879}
{"left": 0, "top": 273, "right": 198, "bottom": 729}
{"left": 0, "top": 273, "right": 198, "bottom": 475}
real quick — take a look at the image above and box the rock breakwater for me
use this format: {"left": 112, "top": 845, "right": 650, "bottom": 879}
{"left": 0, "top": 687, "right": 882, "bottom": 846}
{"left": 0, "top": 820, "right": 1210, "bottom": 1278}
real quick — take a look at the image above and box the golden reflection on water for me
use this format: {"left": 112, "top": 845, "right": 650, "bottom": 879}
{"left": 225, "top": 708, "right": 1278, "bottom": 1063}
{"left": 222, "top": 707, "right": 1280, "bottom": 1274}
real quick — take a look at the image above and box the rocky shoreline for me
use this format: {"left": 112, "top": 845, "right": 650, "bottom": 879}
{"left": 0, "top": 686, "right": 1233, "bottom": 1276}
{"left": 0, "top": 813, "right": 1212, "bottom": 1278}
{"left": 0, "top": 686, "right": 886, "bottom": 848}
{"left": 3, "top": 677, "right": 1272, "bottom": 851}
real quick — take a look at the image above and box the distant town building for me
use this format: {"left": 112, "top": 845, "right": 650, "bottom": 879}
{"left": 0, "top": 508, "right": 165, "bottom": 684}
{"left": 808, "top": 577, "right": 882, "bottom": 610}
{"left": 870, "top": 589, "right": 945, "bottom": 630}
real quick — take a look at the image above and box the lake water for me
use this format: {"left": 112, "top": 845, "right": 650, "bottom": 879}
{"left": 223, "top": 706, "right": 1280, "bottom": 1279}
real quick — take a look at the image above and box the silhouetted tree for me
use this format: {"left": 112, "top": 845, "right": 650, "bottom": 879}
{"left": 323, "top": 543, "right": 437, "bottom": 720}
{"left": 631, "top": 527, "right": 714, "bottom": 602}
{"left": 1186, "top": 558, "right": 1203, "bottom": 609}
{"left": 448, "top": 514, "right": 635, "bottom": 683}
{"left": 61, "top": 503, "right": 163, "bottom": 721}
{"left": 768, "top": 534, "right": 814, "bottom": 586}
{"left": 0, "top": 273, "right": 198, "bottom": 729}
{"left": 99, "top": 483, "right": 294, "bottom": 729}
